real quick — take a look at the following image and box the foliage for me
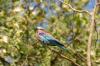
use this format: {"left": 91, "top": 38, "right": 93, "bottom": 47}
{"left": 0, "top": 0, "right": 100, "bottom": 66}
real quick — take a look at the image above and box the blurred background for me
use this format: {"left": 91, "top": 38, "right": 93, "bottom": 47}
{"left": 0, "top": 0, "right": 100, "bottom": 66}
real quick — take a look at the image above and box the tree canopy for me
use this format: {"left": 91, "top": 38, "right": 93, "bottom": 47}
{"left": 0, "top": 0, "right": 100, "bottom": 66}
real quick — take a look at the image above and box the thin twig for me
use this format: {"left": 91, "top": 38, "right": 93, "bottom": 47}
{"left": 58, "top": 0, "right": 90, "bottom": 15}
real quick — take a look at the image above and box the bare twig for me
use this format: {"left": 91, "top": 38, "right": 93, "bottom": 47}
{"left": 58, "top": 0, "right": 90, "bottom": 15}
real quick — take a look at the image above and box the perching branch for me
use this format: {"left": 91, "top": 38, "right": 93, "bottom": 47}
{"left": 59, "top": 54, "right": 80, "bottom": 66}
{"left": 48, "top": 47, "right": 81, "bottom": 66}
{"left": 65, "top": 44, "right": 87, "bottom": 62}
{"left": 58, "top": 0, "right": 90, "bottom": 15}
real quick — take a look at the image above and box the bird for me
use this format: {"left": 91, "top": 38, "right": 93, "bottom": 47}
{"left": 36, "top": 26, "right": 87, "bottom": 60}
{"left": 36, "top": 26, "right": 67, "bottom": 50}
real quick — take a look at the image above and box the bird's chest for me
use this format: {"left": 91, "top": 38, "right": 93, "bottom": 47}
{"left": 37, "top": 32, "right": 45, "bottom": 40}
{"left": 37, "top": 32, "right": 49, "bottom": 43}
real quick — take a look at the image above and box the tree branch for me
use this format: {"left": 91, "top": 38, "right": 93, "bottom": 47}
{"left": 87, "top": 1, "right": 98, "bottom": 66}
{"left": 58, "top": 0, "right": 90, "bottom": 15}
{"left": 48, "top": 47, "right": 81, "bottom": 66}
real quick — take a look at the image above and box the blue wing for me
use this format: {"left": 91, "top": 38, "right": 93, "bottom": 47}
{"left": 39, "top": 35, "right": 49, "bottom": 43}
{"left": 39, "top": 34, "right": 54, "bottom": 44}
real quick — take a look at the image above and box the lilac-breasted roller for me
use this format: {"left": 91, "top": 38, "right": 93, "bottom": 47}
{"left": 36, "top": 26, "right": 67, "bottom": 50}
{"left": 36, "top": 27, "right": 86, "bottom": 60}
